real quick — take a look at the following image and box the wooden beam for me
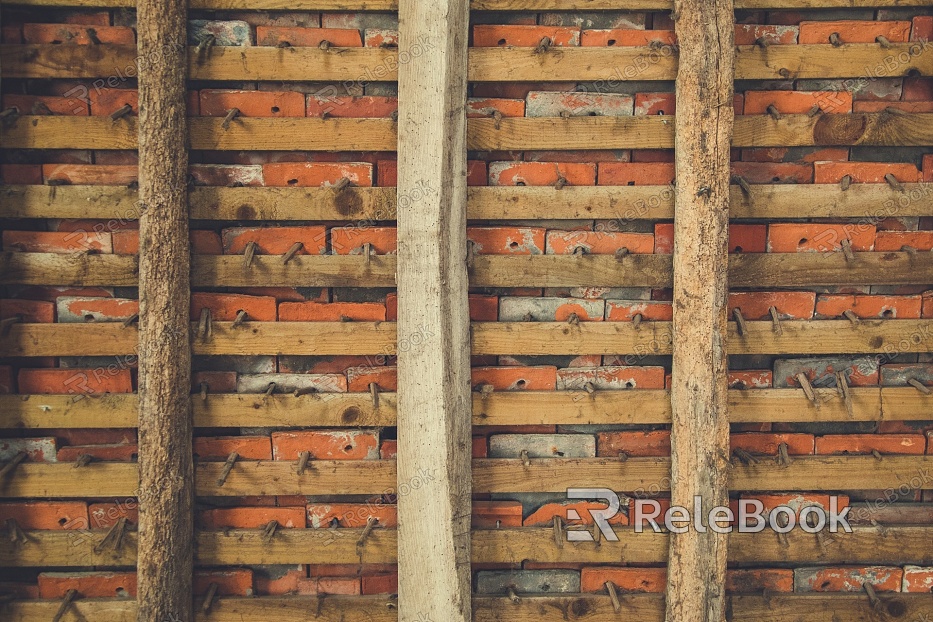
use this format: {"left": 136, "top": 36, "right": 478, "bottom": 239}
{"left": 396, "top": 0, "right": 472, "bottom": 620}
{"left": 1, "top": 0, "right": 930, "bottom": 8}
{"left": 5, "top": 183, "right": 931, "bottom": 222}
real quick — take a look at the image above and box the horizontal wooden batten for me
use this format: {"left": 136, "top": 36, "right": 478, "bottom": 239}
{"left": 5, "top": 43, "right": 930, "bottom": 82}
{"left": 10, "top": 184, "right": 931, "bottom": 222}
{"left": 3, "top": 456, "right": 931, "bottom": 498}
{"left": 2, "top": 319, "right": 931, "bottom": 357}
{"left": 2, "top": 525, "right": 929, "bottom": 568}
{"left": 0, "top": 0, "right": 929, "bottom": 8}
{"left": 3, "top": 595, "right": 933, "bottom": 622}
{"left": 6, "top": 114, "right": 933, "bottom": 151}
{"left": 2, "top": 387, "right": 929, "bottom": 429}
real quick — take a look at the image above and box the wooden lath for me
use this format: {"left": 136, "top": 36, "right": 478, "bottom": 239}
{"left": 7, "top": 184, "right": 932, "bottom": 222}
{"left": 1, "top": 387, "right": 930, "bottom": 429}
{"left": 1, "top": 0, "right": 931, "bottom": 7}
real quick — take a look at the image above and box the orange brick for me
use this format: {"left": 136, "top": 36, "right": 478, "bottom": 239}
{"left": 606, "top": 300, "right": 672, "bottom": 322}
{"left": 271, "top": 430, "right": 380, "bottom": 460}
{"left": 1, "top": 299, "right": 55, "bottom": 323}
{"left": 38, "top": 571, "right": 136, "bottom": 599}
{"left": 728, "top": 291, "right": 815, "bottom": 320}
{"left": 199, "top": 89, "right": 305, "bottom": 117}
{"left": 385, "top": 293, "right": 497, "bottom": 321}
{"left": 362, "top": 573, "right": 397, "bottom": 595}
{"left": 522, "top": 501, "right": 629, "bottom": 527}
{"left": 279, "top": 301, "right": 386, "bottom": 322}
{"left": 903, "top": 566, "right": 933, "bottom": 592}
{"left": 88, "top": 502, "right": 138, "bottom": 529}
{"left": 655, "top": 223, "right": 766, "bottom": 254}
{"left": 729, "top": 370, "right": 772, "bottom": 389}
{"left": 377, "top": 159, "right": 486, "bottom": 186}
{"left": 744, "top": 90, "right": 853, "bottom": 115}
{"left": 731, "top": 162, "right": 813, "bottom": 184}
{"left": 472, "top": 500, "right": 523, "bottom": 528}
{"left": 796, "top": 566, "right": 903, "bottom": 592}
{"left": 296, "top": 576, "right": 359, "bottom": 595}
{"left": 42, "top": 164, "right": 138, "bottom": 186}
{"left": 112, "top": 230, "right": 222, "bottom": 255}
{"left": 581, "top": 567, "right": 667, "bottom": 593}
{"left": 347, "top": 366, "right": 396, "bottom": 392}
{"left": 2, "top": 164, "right": 43, "bottom": 184}
{"left": 876, "top": 231, "right": 933, "bottom": 252}
{"left": 364, "top": 28, "right": 398, "bottom": 47}
{"left": 799, "top": 21, "right": 911, "bottom": 44}
{"left": 57, "top": 444, "right": 137, "bottom": 462}
{"left": 262, "top": 162, "right": 373, "bottom": 187}
{"left": 467, "top": 227, "right": 545, "bottom": 255}
{"left": 0, "top": 501, "right": 88, "bottom": 530}
{"left": 581, "top": 29, "right": 675, "bottom": 47}
{"left": 471, "top": 366, "right": 557, "bottom": 391}
{"left": 200, "top": 506, "right": 306, "bottom": 529}
{"left": 0, "top": 438, "right": 57, "bottom": 462}
{"left": 56, "top": 297, "right": 138, "bottom": 323}
{"left": 3, "top": 230, "right": 112, "bottom": 253}
{"left": 193, "top": 371, "right": 236, "bottom": 395}
{"left": 307, "top": 95, "right": 397, "bottom": 118}
{"left": 190, "top": 164, "right": 264, "bottom": 187}
{"left": 634, "top": 92, "right": 676, "bottom": 116}
{"left": 598, "top": 162, "right": 674, "bottom": 186}
{"left": 488, "top": 161, "right": 595, "bottom": 186}
{"left": 330, "top": 226, "right": 397, "bottom": 255}
{"left": 727, "top": 569, "right": 794, "bottom": 593}
{"left": 813, "top": 162, "right": 921, "bottom": 184}
{"left": 193, "top": 436, "right": 272, "bottom": 461}
{"left": 597, "top": 430, "right": 670, "bottom": 457}
{"left": 23, "top": 23, "right": 135, "bottom": 44}
{"left": 17, "top": 368, "right": 132, "bottom": 395}
{"left": 467, "top": 98, "right": 525, "bottom": 118}
{"left": 815, "top": 434, "right": 927, "bottom": 455}
{"left": 731, "top": 433, "right": 814, "bottom": 456}
{"left": 545, "top": 231, "right": 654, "bottom": 255}
{"left": 734, "top": 24, "right": 798, "bottom": 45}
{"left": 766, "top": 223, "right": 875, "bottom": 253}
{"left": 473, "top": 25, "right": 580, "bottom": 47}
{"left": 815, "top": 294, "right": 922, "bottom": 319}
{"left": 222, "top": 226, "right": 327, "bottom": 255}
{"left": 194, "top": 569, "right": 254, "bottom": 596}
{"left": 190, "top": 292, "right": 277, "bottom": 322}
{"left": 2, "top": 94, "right": 88, "bottom": 116}
{"left": 307, "top": 503, "right": 396, "bottom": 528}
{"left": 256, "top": 26, "right": 362, "bottom": 47}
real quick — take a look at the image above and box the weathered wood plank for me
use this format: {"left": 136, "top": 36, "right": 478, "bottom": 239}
{"left": 6, "top": 184, "right": 930, "bottom": 222}
{"left": 2, "top": 0, "right": 931, "bottom": 8}
{"left": 191, "top": 255, "right": 397, "bottom": 288}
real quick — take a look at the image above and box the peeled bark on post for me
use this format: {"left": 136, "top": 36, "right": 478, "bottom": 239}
{"left": 667, "top": 1, "right": 735, "bottom": 621}
{"left": 396, "top": 0, "right": 472, "bottom": 620}
{"left": 136, "top": 0, "right": 193, "bottom": 619}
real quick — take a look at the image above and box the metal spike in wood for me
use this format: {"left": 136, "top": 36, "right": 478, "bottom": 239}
{"left": 52, "top": 589, "right": 78, "bottom": 622}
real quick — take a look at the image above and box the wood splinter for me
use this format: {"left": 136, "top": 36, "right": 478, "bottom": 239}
{"left": 605, "top": 580, "right": 622, "bottom": 614}
{"left": 231, "top": 310, "right": 248, "bottom": 329}
{"left": 262, "top": 520, "right": 279, "bottom": 543}
{"left": 282, "top": 242, "right": 304, "bottom": 265}
{"left": 796, "top": 373, "right": 818, "bottom": 405}
{"left": 297, "top": 450, "right": 312, "bottom": 476}
{"left": 768, "top": 306, "right": 782, "bottom": 335}
{"left": 94, "top": 516, "right": 128, "bottom": 553}
{"left": 221, "top": 107, "right": 240, "bottom": 130}
{"left": 732, "top": 308, "right": 747, "bottom": 337}
{"left": 907, "top": 378, "right": 931, "bottom": 395}
{"left": 52, "top": 589, "right": 78, "bottom": 622}
{"left": 201, "top": 582, "right": 219, "bottom": 613}
{"left": 0, "top": 451, "right": 27, "bottom": 478}
{"left": 216, "top": 452, "right": 239, "bottom": 487}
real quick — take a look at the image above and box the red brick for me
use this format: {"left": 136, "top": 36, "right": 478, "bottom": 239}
{"left": 731, "top": 433, "right": 814, "bottom": 456}
{"left": 728, "top": 291, "right": 815, "bottom": 320}
{"left": 271, "top": 430, "right": 380, "bottom": 460}
{"left": 473, "top": 25, "right": 580, "bottom": 47}
{"left": 279, "top": 301, "right": 386, "bottom": 322}
{"left": 766, "top": 223, "right": 875, "bottom": 253}
{"left": 472, "top": 500, "right": 523, "bottom": 528}
{"left": 23, "top": 23, "right": 135, "bottom": 44}
{"left": 262, "top": 162, "right": 373, "bottom": 187}
{"left": 816, "top": 434, "right": 927, "bottom": 455}
{"left": 42, "top": 164, "right": 137, "bottom": 186}
{"left": 2, "top": 94, "right": 88, "bottom": 116}
{"left": 200, "top": 506, "right": 306, "bottom": 529}
{"left": 605, "top": 300, "right": 672, "bottom": 322}
{"left": 545, "top": 230, "right": 654, "bottom": 255}
{"left": 307, "top": 503, "right": 396, "bottom": 528}
{"left": 362, "top": 573, "right": 397, "bottom": 595}
{"left": 467, "top": 97, "right": 525, "bottom": 118}
{"left": 1, "top": 164, "right": 43, "bottom": 184}
{"left": 741, "top": 493, "right": 847, "bottom": 518}
{"left": 729, "top": 370, "right": 773, "bottom": 389}
{"left": 0, "top": 501, "right": 89, "bottom": 530}
{"left": 797, "top": 566, "right": 903, "bottom": 593}
{"left": 488, "top": 161, "right": 595, "bottom": 186}
{"left": 799, "top": 21, "right": 911, "bottom": 44}
{"left": 190, "top": 164, "right": 264, "bottom": 187}
{"left": 86, "top": 502, "right": 137, "bottom": 529}
{"left": 580, "top": 29, "right": 675, "bottom": 47}
{"left": 296, "top": 576, "right": 359, "bottom": 595}
{"left": 876, "top": 232, "right": 933, "bottom": 252}
{"left": 903, "top": 566, "right": 933, "bottom": 592}
{"left": 192, "top": 371, "right": 237, "bottom": 394}
{"left": 55, "top": 297, "right": 137, "bottom": 323}
{"left": 581, "top": 567, "right": 667, "bottom": 593}
{"left": 222, "top": 226, "right": 327, "bottom": 255}
{"left": 330, "top": 226, "right": 396, "bottom": 255}
{"left": 112, "top": 230, "right": 221, "bottom": 255}
{"left": 256, "top": 26, "right": 362, "bottom": 47}
{"left": 745, "top": 90, "right": 852, "bottom": 115}
{"left": 346, "top": 366, "right": 396, "bottom": 392}
{"left": 378, "top": 159, "right": 486, "bottom": 186}
{"left": 57, "top": 443, "right": 137, "bottom": 462}
{"left": 0, "top": 438, "right": 57, "bottom": 462}
{"left": 902, "top": 76, "right": 933, "bottom": 101}
{"left": 634, "top": 92, "right": 675, "bottom": 116}
{"left": 466, "top": 226, "right": 546, "bottom": 255}
{"left": 193, "top": 436, "right": 272, "bottom": 461}
{"left": 471, "top": 366, "right": 557, "bottom": 391}
{"left": 727, "top": 569, "right": 794, "bottom": 593}
{"left": 200, "top": 89, "right": 305, "bottom": 118}
{"left": 307, "top": 95, "right": 398, "bottom": 118}
{"left": 814, "top": 162, "right": 921, "bottom": 184}
{"left": 3, "top": 230, "right": 111, "bottom": 253}
{"left": 734, "top": 24, "right": 798, "bottom": 45}
{"left": 87, "top": 89, "right": 136, "bottom": 117}
{"left": 0, "top": 366, "right": 13, "bottom": 394}
{"left": 364, "top": 28, "right": 398, "bottom": 47}
{"left": 655, "top": 223, "right": 766, "bottom": 254}
{"left": 731, "top": 162, "right": 814, "bottom": 184}
{"left": 741, "top": 147, "right": 849, "bottom": 163}
{"left": 1, "top": 299, "right": 55, "bottom": 323}
{"left": 816, "top": 294, "right": 922, "bottom": 319}
{"left": 597, "top": 430, "right": 670, "bottom": 457}
{"left": 253, "top": 566, "right": 305, "bottom": 595}
{"left": 598, "top": 162, "right": 674, "bottom": 186}
{"left": 385, "top": 293, "right": 497, "bottom": 321}
{"left": 18, "top": 368, "right": 132, "bottom": 395}
{"left": 38, "top": 571, "right": 137, "bottom": 599}
{"left": 522, "top": 500, "right": 629, "bottom": 528}
{"left": 195, "top": 569, "right": 254, "bottom": 596}
{"left": 190, "top": 292, "right": 277, "bottom": 322}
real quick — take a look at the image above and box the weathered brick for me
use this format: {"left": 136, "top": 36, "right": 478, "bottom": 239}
{"left": 361, "top": 573, "right": 397, "bottom": 594}
{"left": 473, "top": 25, "right": 581, "bottom": 47}
{"left": 200, "top": 506, "right": 306, "bottom": 529}
{"left": 876, "top": 231, "right": 933, "bottom": 252}
{"left": 23, "top": 23, "right": 135, "bottom": 44}
{"left": 271, "top": 430, "right": 380, "bottom": 460}
{"left": 471, "top": 366, "right": 557, "bottom": 391}
{"left": 237, "top": 373, "right": 347, "bottom": 394}
{"left": 364, "top": 28, "right": 398, "bottom": 47}
{"left": 731, "top": 433, "right": 815, "bottom": 456}
{"left": 1, "top": 298, "right": 55, "bottom": 323}
{"left": 634, "top": 92, "right": 676, "bottom": 116}
{"left": 729, "top": 370, "right": 773, "bottom": 389}
{"left": 38, "top": 571, "right": 136, "bottom": 599}
{"left": 87, "top": 502, "right": 138, "bottom": 529}
{"left": 3, "top": 230, "right": 112, "bottom": 254}
{"left": 467, "top": 227, "right": 546, "bottom": 255}
{"left": 194, "top": 569, "right": 254, "bottom": 596}
{"left": 475, "top": 570, "right": 580, "bottom": 594}
{"left": 18, "top": 368, "right": 133, "bottom": 395}
{"left": 330, "top": 226, "right": 397, "bottom": 255}
{"left": 799, "top": 21, "right": 911, "bottom": 44}
{"left": 0, "top": 501, "right": 88, "bottom": 530}
{"left": 488, "top": 161, "right": 596, "bottom": 186}
{"left": 525, "top": 91, "right": 633, "bottom": 117}
{"left": 902, "top": 566, "right": 933, "bottom": 592}
{"left": 731, "top": 162, "right": 814, "bottom": 184}
{"left": 744, "top": 90, "right": 852, "bottom": 114}
{"left": 471, "top": 500, "right": 523, "bottom": 528}
{"left": 222, "top": 226, "right": 328, "bottom": 255}
{"left": 813, "top": 162, "right": 921, "bottom": 184}
{"left": 279, "top": 301, "right": 385, "bottom": 322}
{"left": 815, "top": 294, "right": 922, "bottom": 319}
{"left": 728, "top": 291, "right": 816, "bottom": 320}
{"left": 655, "top": 223, "right": 766, "bottom": 254}
{"left": 307, "top": 95, "right": 397, "bottom": 118}
{"left": 498, "top": 297, "right": 605, "bottom": 322}
{"left": 193, "top": 436, "right": 272, "bottom": 461}
{"left": 766, "top": 223, "right": 876, "bottom": 253}
{"left": 815, "top": 434, "right": 927, "bottom": 455}
{"left": 55, "top": 297, "right": 138, "bottom": 323}
{"left": 774, "top": 357, "right": 879, "bottom": 388}
{"left": 599, "top": 162, "right": 674, "bottom": 186}
{"left": 605, "top": 299, "right": 672, "bottom": 322}
{"left": 56, "top": 443, "right": 136, "bottom": 462}
{"left": 188, "top": 20, "right": 252, "bottom": 46}
{"left": 295, "top": 576, "right": 359, "bottom": 595}
{"left": 734, "top": 24, "right": 798, "bottom": 45}
{"left": 794, "top": 566, "right": 903, "bottom": 592}
{"left": 200, "top": 89, "right": 305, "bottom": 117}
{"left": 545, "top": 230, "right": 654, "bottom": 255}
{"left": 113, "top": 230, "right": 222, "bottom": 255}
{"left": 467, "top": 97, "right": 525, "bottom": 118}
{"left": 385, "top": 293, "right": 497, "bottom": 321}
{"left": 190, "top": 292, "right": 277, "bottom": 322}
{"left": 42, "top": 164, "right": 137, "bottom": 186}
{"left": 262, "top": 162, "right": 373, "bottom": 187}
{"left": 557, "top": 366, "right": 665, "bottom": 390}
{"left": 581, "top": 567, "right": 666, "bottom": 592}
{"left": 190, "top": 164, "right": 264, "bottom": 187}
{"left": 522, "top": 500, "right": 629, "bottom": 527}
{"left": 0, "top": 438, "right": 57, "bottom": 462}
{"left": 1, "top": 164, "right": 43, "bottom": 185}
{"left": 2, "top": 94, "right": 88, "bottom": 116}
{"left": 256, "top": 26, "right": 361, "bottom": 47}
{"left": 489, "top": 434, "right": 595, "bottom": 458}
{"left": 581, "top": 28, "right": 674, "bottom": 46}
{"left": 597, "top": 430, "right": 670, "bottom": 457}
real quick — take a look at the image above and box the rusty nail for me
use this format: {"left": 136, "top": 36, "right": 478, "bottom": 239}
{"left": 73, "top": 454, "right": 93, "bottom": 469}
{"left": 519, "top": 449, "right": 531, "bottom": 467}
{"left": 231, "top": 309, "right": 248, "bottom": 329}
{"left": 605, "top": 580, "right": 622, "bottom": 614}
{"left": 553, "top": 515, "right": 564, "bottom": 549}
{"left": 0, "top": 451, "right": 27, "bottom": 479}
{"left": 297, "top": 450, "right": 311, "bottom": 476}
{"left": 843, "top": 309, "right": 859, "bottom": 326}
{"left": 840, "top": 175, "right": 852, "bottom": 191}
{"left": 217, "top": 452, "right": 238, "bottom": 487}
{"left": 733, "top": 307, "right": 747, "bottom": 337}
{"left": 202, "top": 582, "right": 219, "bottom": 613}
{"left": 52, "top": 589, "right": 78, "bottom": 622}
{"left": 282, "top": 242, "right": 304, "bottom": 265}
{"left": 370, "top": 382, "right": 380, "bottom": 409}
{"left": 243, "top": 240, "right": 258, "bottom": 268}
{"left": 200, "top": 381, "right": 209, "bottom": 402}
{"left": 221, "top": 107, "right": 240, "bottom": 130}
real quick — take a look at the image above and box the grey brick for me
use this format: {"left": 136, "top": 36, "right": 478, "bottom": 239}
{"left": 489, "top": 434, "right": 595, "bottom": 459}
{"left": 476, "top": 570, "right": 580, "bottom": 594}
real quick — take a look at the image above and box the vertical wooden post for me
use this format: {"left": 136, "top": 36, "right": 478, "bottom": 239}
{"left": 136, "top": 0, "right": 193, "bottom": 619}
{"left": 667, "top": 1, "right": 735, "bottom": 621}
{"left": 396, "top": 1, "right": 471, "bottom": 621}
